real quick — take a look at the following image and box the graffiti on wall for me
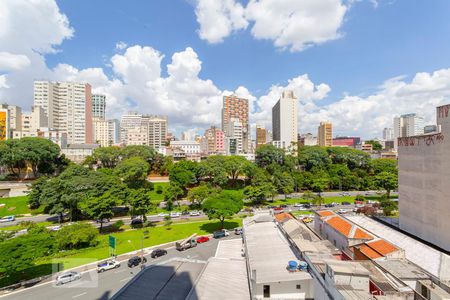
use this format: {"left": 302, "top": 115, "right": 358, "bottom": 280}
{"left": 438, "top": 105, "right": 450, "bottom": 119}
{"left": 398, "top": 133, "right": 444, "bottom": 147}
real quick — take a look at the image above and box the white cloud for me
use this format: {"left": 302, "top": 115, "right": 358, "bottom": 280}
{"left": 194, "top": 0, "right": 348, "bottom": 51}
{"left": 115, "top": 41, "right": 128, "bottom": 50}
{"left": 0, "top": 52, "right": 31, "bottom": 71}
{"left": 195, "top": 0, "right": 248, "bottom": 43}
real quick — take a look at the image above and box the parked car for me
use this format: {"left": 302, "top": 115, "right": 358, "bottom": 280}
{"left": 354, "top": 200, "right": 364, "bottom": 205}
{"left": 189, "top": 211, "right": 200, "bottom": 216}
{"left": 0, "top": 215, "right": 15, "bottom": 223}
{"left": 97, "top": 260, "right": 120, "bottom": 273}
{"left": 213, "top": 229, "right": 230, "bottom": 238}
{"left": 158, "top": 213, "right": 169, "bottom": 217}
{"left": 96, "top": 218, "right": 110, "bottom": 223}
{"left": 170, "top": 212, "right": 181, "bottom": 218}
{"left": 293, "top": 203, "right": 303, "bottom": 208}
{"left": 341, "top": 201, "right": 351, "bottom": 205}
{"left": 280, "top": 204, "right": 288, "bottom": 208}
{"left": 196, "top": 236, "right": 210, "bottom": 243}
{"left": 337, "top": 209, "right": 348, "bottom": 214}
{"left": 47, "top": 225, "right": 62, "bottom": 231}
{"left": 267, "top": 205, "right": 276, "bottom": 209}
{"left": 56, "top": 271, "right": 81, "bottom": 285}
{"left": 181, "top": 210, "right": 190, "bottom": 215}
{"left": 128, "top": 256, "right": 147, "bottom": 267}
{"left": 324, "top": 203, "right": 334, "bottom": 208}
{"left": 302, "top": 217, "right": 313, "bottom": 223}
{"left": 130, "top": 218, "right": 143, "bottom": 227}
{"left": 303, "top": 204, "right": 311, "bottom": 209}
{"left": 234, "top": 228, "right": 243, "bottom": 235}
{"left": 150, "top": 249, "right": 168, "bottom": 258}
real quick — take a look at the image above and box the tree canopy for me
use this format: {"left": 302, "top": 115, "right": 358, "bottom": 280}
{"left": 202, "top": 191, "right": 243, "bottom": 229}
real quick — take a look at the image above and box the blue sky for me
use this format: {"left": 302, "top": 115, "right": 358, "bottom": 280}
{"left": 2, "top": 0, "right": 450, "bottom": 137}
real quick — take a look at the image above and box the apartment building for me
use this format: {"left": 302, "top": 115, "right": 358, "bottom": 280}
{"left": 91, "top": 94, "right": 106, "bottom": 119}
{"left": 318, "top": 121, "right": 333, "bottom": 147}
{"left": 272, "top": 90, "right": 298, "bottom": 152}
{"left": 256, "top": 125, "right": 267, "bottom": 149}
{"left": 120, "top": 112, "right": 167, "bottom": 149}
{"left": 222, "top": 95, "right": 250, "bottom": 153}
{"left": 33, "top": 81, "right": 93, "bottom": 144}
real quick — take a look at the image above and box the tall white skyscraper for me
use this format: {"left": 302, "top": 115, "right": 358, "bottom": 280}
{"left": 33, "top": 81, "right": 93, "bottom": 145}
{"left": 272, "top": 90, "right": 298, "bottom": 151}
{"left": 382, "top": 127, "right": 394, "bottom": 140}
{"left": 393, "top": 113, "right": 424, "bottom": 148}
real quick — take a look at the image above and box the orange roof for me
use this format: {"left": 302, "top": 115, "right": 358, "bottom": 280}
{"left": 326, "top": 216, "right": 352, "bottom": 237}
{"left": 317, "top": 210, "right": 335, "bottom": 217}
{"left": 358, "top": 244, "right": 383, "bottom": 259}
{"left": 354, "top": 228, "right": 373, "bottom": 240}
{"left": 275, "top": 212, "right": 293, "bottom": 223}
{"left": 366, "top": 239, "right": 398, "bottom": 255}
{"left": 325, "top": 216, "right": 373, "bottom": 240}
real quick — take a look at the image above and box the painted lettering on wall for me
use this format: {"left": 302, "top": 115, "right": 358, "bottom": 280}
{"left": 398, "top": 133, "right": 444, "bottom": 147}
{"left": 438, "top": 105, "right": 450, "bottom": 119}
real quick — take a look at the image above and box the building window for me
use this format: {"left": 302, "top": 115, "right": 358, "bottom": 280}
{"left": 296, "top": 284, "right": 301, "bottom": 290}
{"left": 263, "top": 285, "right": 270, "bottom": 298}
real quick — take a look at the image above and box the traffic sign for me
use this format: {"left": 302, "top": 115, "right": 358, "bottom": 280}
{"left": 109, "top": 235, "right": 116, "bottom": 249}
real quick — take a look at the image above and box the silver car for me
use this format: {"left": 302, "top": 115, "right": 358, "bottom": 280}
{"left": 56, "top": 271, "right": 81, "bottom": 285}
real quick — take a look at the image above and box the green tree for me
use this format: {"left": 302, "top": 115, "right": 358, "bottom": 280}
{"left": 371, "top": 158, "right": 397, "bottom": 175}
{"left": 120, "top": 145, "right": 156, "bottom": 162}
{"left": 81, "top": 192, "right": 117, "bottom": 231}
{"left": 128, "top": 189, "right": 153, "bottom": 222}
{"left": 273, "top": 172, "right": 294, "bottom": 199}
{"left": 298, "top": 146, "right": 331, "bottom": 171}
{"left": 164, "top": 182, "right": 184, "bottom": 208}
{"left": 92, "top": 146, "right": 122, "bottom": 168}
{"left": 187, "top": 183, "right": 215, "bottom": 205}
{"left": 164, "top": 215, "right": 173, "bottom": 230}
{"left": 365, "top": 140, "right": 383, "bottom": 151}
{"left": 114, "top": 157, "right": 150, "bottom": 188}
{"left": 223, "top": 156, "right": 248, "bottom": 186}
{"left": 202, "top": 191, "right": 243, "bottom": 229}
{"left": 0, "top": 139, "right": 26, "bottom": 178}
{"left": 243, "top": 185, "right": 270, "bottom": 205}
{"left": 255, "top": 145, "right": 285, "bottom": 169}
{"left": 19, "top": 137, "right": 61, "bottom": 177}
{"left": 168, "top": 161, "right": 197, "bottom": 189}
{"left": 374, "top": 171, "right": 398, "bottom": 198}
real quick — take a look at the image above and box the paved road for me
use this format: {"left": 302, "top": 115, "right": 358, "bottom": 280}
{"left": 0, "top": 236, "right": 239, "bottom": 300}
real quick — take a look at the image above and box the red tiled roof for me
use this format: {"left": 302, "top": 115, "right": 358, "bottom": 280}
{"left": 366, "top": 239, "right": 398, "bottom": 255}
{"left": 354, "top": 228, "right": 373, "bottom": 240}
{"left": 317, "top": 210, "right": 335, "bottom": 217}
{"left": 326, "top": 216, "right": 352, "bottom": 237}
{"left": 358, "top": 244, "right": 383, "bottom": 259}
{"left": 275, "top": 212, "right": 293, "bottom": 223}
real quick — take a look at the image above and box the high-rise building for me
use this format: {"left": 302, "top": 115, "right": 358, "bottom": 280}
{"left": 398, "top": 104, "right": 450, "bottom": 251}
{"left": 382, "top": 127, "right": 394, "bottom": 140}
{"left": 298, "top": 133, "right": 317, "bottom": 146}
{"left": 108, "top": 119, "right": 120, "bottom": 145}
{"left": 393, "top": 113, "right": 424, "bottom": 149}
{"left": 33, "top": 81, "right": 93, "bottom": 144}
{"left": 225, "top": 118, "right": 243, "bottom": 155}
{"left": 202, "top": 126, "right": 225, "bottom": 155}
{"left": 424, "top": 124, "right": 438, "bottom": 134}
{"left": 222, "top": 95, "right": 249, "bottom": 153}
{"left": 256, "top": 125, "right": 267, "bottom": 149}
{"left": 0, "top": 104, "right": 22, "bottom": 132}
{"left": 272, "top": 90, "right": 298, "bottom": 151}
{"left": 120, "top": 112, "right": 167, "bottom": 149}
{"left": 92, "top": 94, "right": 106, "bottom": 119}
{"left": 318, "top": 121, "right": 333, "bottom": 147}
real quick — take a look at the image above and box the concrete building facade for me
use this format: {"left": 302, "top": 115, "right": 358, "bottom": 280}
{"left": 318, "top": 121, "right": 333, "bottom": 147}
{"left": 383, "top": 127, "right": 394, "bottom": 141}
{"left": 272, "top": 90, "right": 298, "bottom": 152}
{"left": 256, "top": 125, "right": 267, "bottom": 149}
{"left": 398, "top": 104, "right": 450, "bottom": 252}
{"left": 120, "top": 113, "right": 167, "bottom": 149}
{"left": 33, "top": 81, "right": 93, "bottom": 144}
{"left": 222, "top": 95, "right": 250, "bottom": 153}
{"left": 394, "top": 113, "right": 425, "bottom": 149}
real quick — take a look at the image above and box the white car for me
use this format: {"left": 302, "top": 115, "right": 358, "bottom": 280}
{"left": 0, "top": 215, "right": 15, "bottom": 223}
{"left": 337, "top": 209, "right": 348, "bottom": 214}
{"left": 56, "top": 271, "right": 81, "bottom": 285}
{"left": 97, "top": 260, "right": 120, "bottom": 273}
{"left": 293, "top": 203, "right": 303, "bottom": 208}
{"left": 170, "top": 212, "right": 181, "bottom": 218}
{"left": 158, "top": 213, "right": 169, "bottom": 217}
{"left": 189, "top": 211, "right": 200, "bottom": 216}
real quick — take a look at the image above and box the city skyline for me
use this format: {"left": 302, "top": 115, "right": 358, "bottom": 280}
{"left": 2, "top": 1, "right": 450, "bottom": 138}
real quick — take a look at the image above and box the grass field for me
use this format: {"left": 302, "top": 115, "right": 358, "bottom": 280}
{"left": 0, "top": 196, "right": 44, "bottom": 217}
{"left": 253, "top": 194, "right": 392, "bottom": 207}
{"left": 149, "top": 182, "right": 169, "bottom": 203}
{"left": 291, "top": 210, "right": 313, "bottom": 217}
{"left": 0, "top": 221, "right": 54, "bottom": 231}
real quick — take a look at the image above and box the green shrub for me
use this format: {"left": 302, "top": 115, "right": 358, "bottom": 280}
{"left": 111, "top": 220, "right": 124, "bottom": 231}
{"left": 156, "top": 185, "right": 163, "bottom": 194}
{"left": 55, "top": 223, "right": 98, "bottom": 250}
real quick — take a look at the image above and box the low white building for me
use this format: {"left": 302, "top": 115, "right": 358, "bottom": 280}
{"left": 243, "top": 212, "right": 314, "bottom": 299}
{"left": 169, "top": 140, "right": 201, "bottom": 154}
{"left": 61, "top": 144, "right": 99, "bottom": 163}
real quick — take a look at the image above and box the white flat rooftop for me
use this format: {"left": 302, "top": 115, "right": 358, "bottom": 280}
{"left": 346, "top": 215, "right": 450, "bottom": 282}
{"left": 244, "top": 214, "right": 312, "bottom": 284}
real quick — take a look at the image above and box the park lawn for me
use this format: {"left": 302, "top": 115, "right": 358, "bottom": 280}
{"left": 37, "top": 218, "right": 242, "bottom": 270}
{"left": 0, "top": 196, "right": 44, "bottom": 217}
{"left": 291, "top": 210, "right": 313, "bottom": 217}
{"left": 148, "top": 182, "right": 169, "bottom": 203}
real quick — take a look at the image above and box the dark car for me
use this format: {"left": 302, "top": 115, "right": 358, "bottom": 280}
{"left": 181, "top": 210, "right": 190, "bottom": 215}
{"left": 324, "top": 203, "right": 334, "bottom": 208}
{"left": 127, "top": 256, "right": 147, "bottom": 268}
{"left": 342, "top": 201, "right": 351, "bottom": 205}
{"left": 267, "top": 205, "right": 276, "bottom": 209}
{"left": 303, "top": 204, "right": 311, "bottom": 209}
{"left": 150, "top": 249, "right": 168, "bottom": 258}
{"left": 280, "top": 204, "right": 288, "bottom": 208}
{"left": 131, "top": 218, "right": 143, "bottom": 227}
